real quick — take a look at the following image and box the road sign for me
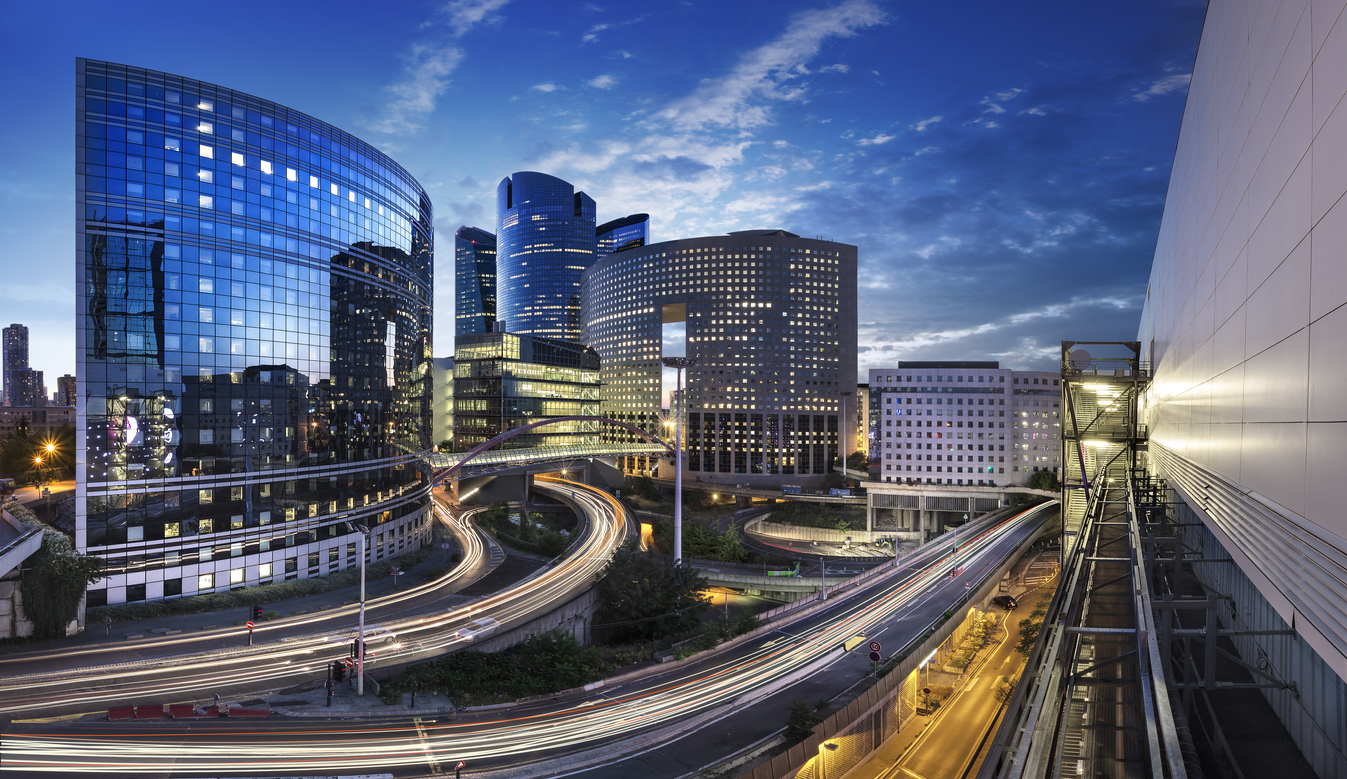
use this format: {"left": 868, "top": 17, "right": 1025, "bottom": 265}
{"left": 868, "top": 640, "right": 882, "bottom": 653}
{"left": 869, "top": 651, "right": 881, "bottom": 662}
{"left": 246, "top": 621, "right": 254, "bottom": 630}
{"left": 455, "top": 761, "right": 467, "bottom": 770}
{"left": 441, "top": 542, "right": 451, "bottom": 549}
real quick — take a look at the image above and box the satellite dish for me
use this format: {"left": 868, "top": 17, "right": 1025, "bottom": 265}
{"left": 1069, "top": 349, "right": 1092, "bottom": 369}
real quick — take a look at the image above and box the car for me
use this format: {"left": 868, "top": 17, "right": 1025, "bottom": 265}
{"left": 328, "top": 625, "right": 398, "bottom": 647}
{"left": 455, "top": 617, "right": 500, "bottom": 642}
{"left": 992, "top": 595, "right": 1018, "bottom": 610}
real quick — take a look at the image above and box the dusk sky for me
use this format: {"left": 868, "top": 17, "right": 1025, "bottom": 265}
{"left": 0, "top": 0, "right": 1204, "bottom": 386}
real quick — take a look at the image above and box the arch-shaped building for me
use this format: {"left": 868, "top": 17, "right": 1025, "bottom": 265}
{"left": 581, "top": 230, "right": 857, "bottom": 486}
{"left": 76, "top": 59, "right": 434, "bottom": 605}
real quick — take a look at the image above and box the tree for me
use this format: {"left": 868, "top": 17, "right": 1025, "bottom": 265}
{"left": 595, "top": 540, "right": 710, "bottom": 642}
{"left": 1029, "top": 470, "right": 1061, "bottom": 491}
{"left": 846, "top": 450, "right": 869, "bottom": 470}
{"left": 821, "top": 471, "right": 847, "bottom": 490}
{"left": 785, "top": 699, "right": 820, "bottom": 742}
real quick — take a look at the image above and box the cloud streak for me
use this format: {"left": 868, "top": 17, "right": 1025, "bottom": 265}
{"left": 655, "top": 0, "right": 885, "bottom": 132}
{"left": 369, "top": 0, "right": 511, "bottom": 135}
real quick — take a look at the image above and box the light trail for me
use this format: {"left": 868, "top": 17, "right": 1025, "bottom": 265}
{"left": 0, "top": 500, "right": 1056, "bottom": 775}
{"left": 0, "top": 492, "right": 486, "bottom": 669}
{"left": 0, "top": 478, "right": 626, "bottom": 716}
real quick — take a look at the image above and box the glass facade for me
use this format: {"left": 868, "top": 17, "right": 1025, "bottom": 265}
{"left": 495, "top": 172, "right": 596, "bottom": 341}
{"left": 454, "top": 225, "right": 496, "bottom": 336}
{"left": 596, "top": 213, "right": 650, "bottom": 259}
{"left": 452, "top": 332, "right": 600, "bottom": 451}
{"left": 580, "top": 230, "right": 858, "bottom": 485}
{"left": 76, "top": 59, "right": 434, "bottom": 605}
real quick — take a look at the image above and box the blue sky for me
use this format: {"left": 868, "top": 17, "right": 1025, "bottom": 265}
{"left": 0, "top": 0, "right": 1204, "bottom": 386}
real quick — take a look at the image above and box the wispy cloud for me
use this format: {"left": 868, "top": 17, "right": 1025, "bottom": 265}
{"left": 588, "top": 74, "right": 618, "bottom": 89}
{"left": 369, "top": 0, "right": 511, "bottom": 135}
{"left": 655, "top": 0, "right": 885, "bottom": 132}
{"left": 1133, "top": 72, "right": 1191, "bottom": 101}
{"left": 911, "top": 115, "right": 942, "bottom": 131}
{"left": 532, "top": 82, "right": 561, "bottom": 92}
{"left": 582, "top": 15, "right": 647, "bottom": 44}
{"left": 819, "top": 63, "right": 850, "bottom": 73}
{"left": 858, "top": 133, "right": 894, "bottom": 146}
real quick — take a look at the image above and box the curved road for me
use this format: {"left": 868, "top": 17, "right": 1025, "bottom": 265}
{"left": 0, "top": 477, "right": 625, "bottom": 720}
{"left": 1, "top": 500, "right": 1055, "bottom": 777}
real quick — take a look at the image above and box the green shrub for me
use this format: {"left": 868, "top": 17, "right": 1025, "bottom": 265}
{"left": 785, "top": 699, "right": 819, "bottom": 742}
{"left": 11, "top": 505, "right": 103, "bottom": 639}
{"left": 380, "top": 630, "right": 608, "bottom": 706}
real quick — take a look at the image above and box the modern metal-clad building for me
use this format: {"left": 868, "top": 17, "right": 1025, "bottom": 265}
{"left": 76, "top": 59, "right": 434, "bottom": 606}
{"left": 1136, "top": 0, "right": 1347, "bottom": 773}
{"left": 494, "top": 172, "right": 596, "bottom": 342}
{"left": 454, "top": 225, "right": 496, "bottom": 336}
{"left": 581, "top": 229, "right": 857, "bottom": 486}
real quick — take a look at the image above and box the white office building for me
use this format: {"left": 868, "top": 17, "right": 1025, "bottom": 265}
{"left": 868, "top": 361, "right": 1061, "bottom": 486}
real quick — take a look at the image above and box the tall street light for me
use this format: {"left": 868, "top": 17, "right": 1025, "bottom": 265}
{"left": 661, "top": 357, "right": 696, "bottom": 565}
{"left": 344, "top": 522, "right": 371, "bottom": 696}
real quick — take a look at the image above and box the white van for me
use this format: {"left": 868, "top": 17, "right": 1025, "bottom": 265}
{"left": 455, "top": 617, "right": 500, "bottom": 642}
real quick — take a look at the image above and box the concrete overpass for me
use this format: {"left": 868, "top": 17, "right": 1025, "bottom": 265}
{"left": 861, "top": 480, "right": 1059, "bottom": 538}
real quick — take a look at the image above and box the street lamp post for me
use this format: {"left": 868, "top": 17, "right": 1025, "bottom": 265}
{"left": 345, "top": 522, "right": 371, "bottom": 696}
{"left": 661, "top": 357, "right": 697, "bottom": 565}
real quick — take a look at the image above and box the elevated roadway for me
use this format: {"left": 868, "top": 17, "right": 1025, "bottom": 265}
{"left": 0, "top": 477, "right": 627, "bottom": 720}
{"left": 1, "top": 502, "right": 1056, "bottom": 777}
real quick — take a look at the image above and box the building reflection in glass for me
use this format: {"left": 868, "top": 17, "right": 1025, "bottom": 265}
{"left": 77, "top": 60, "right": 434, "bottom": 605}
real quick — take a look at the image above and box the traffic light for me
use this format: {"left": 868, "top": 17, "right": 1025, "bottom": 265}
{"left": 351, "top": 638, "right": 363, "bottom": 659}
{"left": 332, "top": 661, "right": 346, "bottom": 682}
{"left": 252, "top": 605, "right": 263, "bottom": 621}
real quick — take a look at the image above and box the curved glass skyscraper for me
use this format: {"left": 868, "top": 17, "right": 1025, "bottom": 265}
{"left": 76, "top": 59, "right": 434, "bottom": 605}
{"left": 495, "top": 172, "right": 596, "bottom": 341}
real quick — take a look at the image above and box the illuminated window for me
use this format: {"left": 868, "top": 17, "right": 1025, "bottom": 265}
{"left": 197, "top": 121, "right": 213, "bottom": 134}
{"left": 287, "top": 167, "right": 297, "bottom": 182}
{"left": 199, "top": 144, "right": 213, "bottom": 159}
{"left": 259, "top": 562, "right": 273, "bottom": 578}
{"left": 198, "top": 573, "right": 214, "bottom": 590}
{"left": 230, "top": 568, "right": 244, "bottom": 585}
{"left": 260, "top": 160, "right": 273, "bottom": 175}
{"left": 231, "top": 152, "right": 244, "bottom": 166}
{"left": 310, "top": 175, "right": 319, "bottom": 188}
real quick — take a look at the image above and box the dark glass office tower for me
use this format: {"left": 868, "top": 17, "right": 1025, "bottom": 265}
{"left": 76, "top": 59, "right": 434, "bottom": 605}
{"left": 3, "top": 324, "right": 30, "bottom": 406}
{"left": 454, "top": 226, "right": 496, "bottom": 336}
{"left": 495, "top": 172, "right": 596, "bottom": 341}
{"left": 596, "top": 213, "right": 650, "bottom": 259}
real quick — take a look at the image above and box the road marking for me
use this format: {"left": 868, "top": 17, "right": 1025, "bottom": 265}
{"left": 413, "top": 716, "right": 442, "bottom": 775}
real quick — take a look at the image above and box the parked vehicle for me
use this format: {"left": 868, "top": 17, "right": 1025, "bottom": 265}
{"left": 992, "top": 595, "right": 1018, "bottom": 611}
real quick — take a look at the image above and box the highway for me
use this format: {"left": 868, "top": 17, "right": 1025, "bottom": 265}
{"left": 0, "top": 477, "right": 626, "bottom": 720}
{"left": 1, "top": 499, "right": 1055, "bottom": 777}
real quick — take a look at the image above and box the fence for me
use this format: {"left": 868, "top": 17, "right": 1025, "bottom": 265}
{"left": 737, "top": 509, "right": 1050, "bottom": 779}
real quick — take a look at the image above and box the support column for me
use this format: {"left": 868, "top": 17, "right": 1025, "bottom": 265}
{"left": 866, "top": 496, "right": 874, "bottom": 534}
